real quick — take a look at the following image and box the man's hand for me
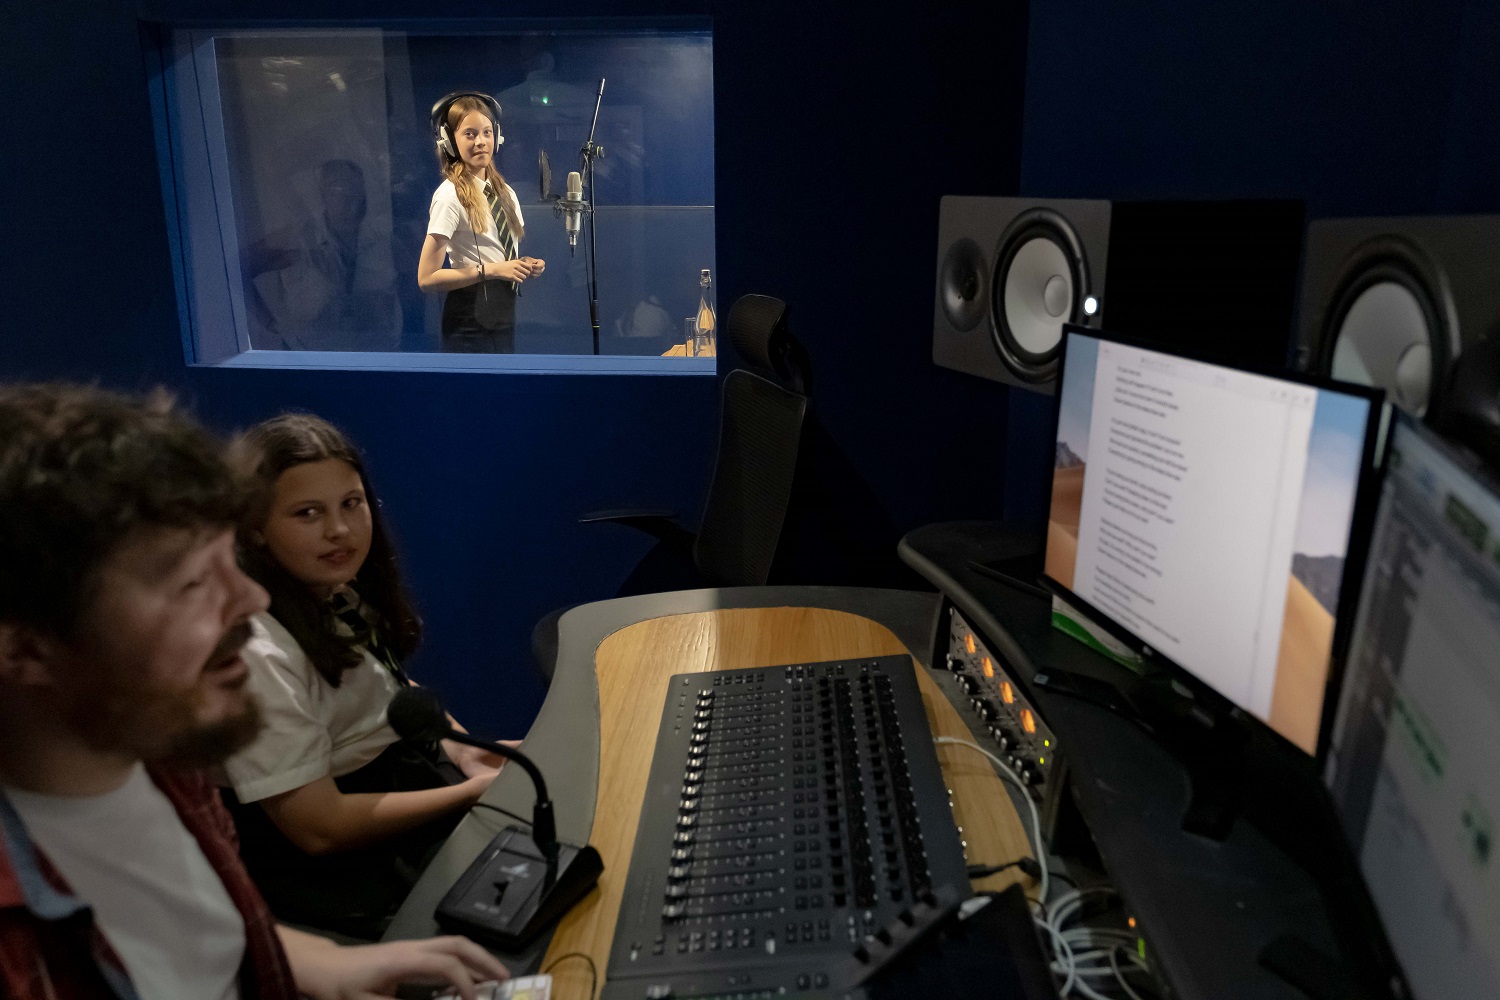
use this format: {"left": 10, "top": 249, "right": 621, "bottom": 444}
{"left": 279, "top": 928, "right": 509, "bottom": 1000}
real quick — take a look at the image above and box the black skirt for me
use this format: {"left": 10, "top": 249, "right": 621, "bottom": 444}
{"left": 223, "top": 739, "right": 465, "bottom": 940}
{"left": 442, "top": 279, "right": 516, "bottom": 353}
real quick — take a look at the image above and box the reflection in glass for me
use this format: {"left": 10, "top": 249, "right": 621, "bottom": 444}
{"left": 244, "top": 158, "right": 403, "bottom": 351}
{"left": 162, "top": 26, "right": 714, "bottom": 359}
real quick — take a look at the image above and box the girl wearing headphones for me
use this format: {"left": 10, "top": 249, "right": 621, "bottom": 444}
{"left": 220, "top": 413, "right": 518, "bottom": 938}
{"left": 417, "top": 92, "right": 544, "bottom": 353}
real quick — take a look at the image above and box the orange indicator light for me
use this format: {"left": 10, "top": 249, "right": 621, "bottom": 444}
{"left": 1020, "top": 709, "right": 1037, "bottom": 734}
{"left": 964, "top": 634, "right": 976, "bottom": 654}
{"left": 1128, "top": 917, "right": 1137, "bottom": 930}
{"left": 981, "top": 657, "right": 994, "bottom": 678}
{"left": 999, "top": 681, "right": 1015, "bottom": 705}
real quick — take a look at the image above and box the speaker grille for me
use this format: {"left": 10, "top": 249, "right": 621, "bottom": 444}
{"left": 990, "top": 208, "right": 1091, "bottom": 384}
{"left": 1320, "top": 239, "right": 1449, "bottom": 418}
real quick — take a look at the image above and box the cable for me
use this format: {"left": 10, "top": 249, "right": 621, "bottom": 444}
{"left": 1110, "top": 945, "right": 1149, "bottom": 1000}
{"left": 968, "top": 857, "right": 1042, "bottom": 880}
{"left": 470, "top": 801, "right": 532, "bottom": 827}
{"left": 935, "top": 736, "right": 1151, "bottom": 998}
{"left": 933, "top": 736, "right": 1049, "bottom": 906}
{"left": 541, "top": 951, "right": 599, "bottom": 1000}
{"left": 1042, "top": 885, "right": 1155, "bottom": 999}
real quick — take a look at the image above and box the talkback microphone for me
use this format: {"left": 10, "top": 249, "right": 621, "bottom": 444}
{"left": 388, "top": 687, "right": 558, "bottom": 855}
{"left": 387, "top": 688, "right": 604, "bottom": 949}
{"left": 561, "top": 170, "right": 585, "bottom": 251}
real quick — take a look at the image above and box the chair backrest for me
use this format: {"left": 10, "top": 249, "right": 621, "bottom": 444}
{"left": 726, "top": 293, "right": 812, "bottom": 396}
{"left": 692, "top": 368, "right": 809, "bottom": 587}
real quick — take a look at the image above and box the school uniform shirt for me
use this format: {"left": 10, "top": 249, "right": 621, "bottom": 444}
{"left": 221, "top": 611, "right": 405, "bottom": 805}
{"left": 426, "top": 177, "right": 525, "bottom": 269}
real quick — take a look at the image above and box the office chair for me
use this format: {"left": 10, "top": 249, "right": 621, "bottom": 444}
{"left": 531, "top": 294, "right": 811, "bottom": 684}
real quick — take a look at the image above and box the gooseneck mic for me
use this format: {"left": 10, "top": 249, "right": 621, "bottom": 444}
{"left": 560, "top": 170, "right": 586, "bottom": 253}
{"left": 388, "top": 687, "right": 557, "bottom": 858}
{"left": 387, "top": 687, "right": 604, "bottom": 950}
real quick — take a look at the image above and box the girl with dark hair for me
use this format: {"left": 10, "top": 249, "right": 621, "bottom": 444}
{"left": 417, "top": 92, "right": 545, "bottom": 352}
{"left": 219, "top": 413, "right": 513, "bottom": 938}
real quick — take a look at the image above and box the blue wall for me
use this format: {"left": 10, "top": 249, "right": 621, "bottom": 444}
{"left": 6, "top": 0, "right": 1496, "bottom": 732}
{"left": 0, "top": 0, "right": 1031, "bottom": 734}
{"left": 0, "top": 2, "right": 721, "bottom": 737}
{"left": 1001, "top": 0, "right": 1500, "bottom": 522}
{"left": 1020, "top": 1, "right": 1500, "bottom": 216}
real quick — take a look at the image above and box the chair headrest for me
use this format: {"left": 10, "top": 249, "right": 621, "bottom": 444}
{"left": 725, "top": 294, "right": 810, "bottom": 395}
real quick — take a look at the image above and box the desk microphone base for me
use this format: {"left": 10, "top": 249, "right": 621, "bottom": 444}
{"left": 435, "top": 826, "right": 604, "bottom": 951}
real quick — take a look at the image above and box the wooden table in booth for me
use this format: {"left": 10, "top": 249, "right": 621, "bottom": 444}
{"left": 386, "top": 588, "right": 1033, "bottom": 1000}
{"left": 661, "top": 341, "right": 716, "bottom": 357}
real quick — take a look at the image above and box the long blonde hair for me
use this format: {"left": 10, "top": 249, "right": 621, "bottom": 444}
{"left": 439, "top": 96, "right": 525, "bottom": 243}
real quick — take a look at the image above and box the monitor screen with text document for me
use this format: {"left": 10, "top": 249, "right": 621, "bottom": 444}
{"left": 1324, "top": 412, "right": 1500, "bottom": 1000}
{"left": 1043, "top": 328, "right": 1381, "bottom": 753}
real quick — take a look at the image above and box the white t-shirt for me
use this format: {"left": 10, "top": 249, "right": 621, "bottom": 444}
{"left": 6, "top": 766, "right": 244, "bottom": 999}
{"left": 427, "top": 177, "right": 525, "bottom": 268}
{"left": 221, "top": 611, "right": 404, "bottom": 804}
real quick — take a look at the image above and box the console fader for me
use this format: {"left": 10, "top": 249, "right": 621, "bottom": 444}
{"left": 601, "top": 656, "right": 969, "bottom": 999}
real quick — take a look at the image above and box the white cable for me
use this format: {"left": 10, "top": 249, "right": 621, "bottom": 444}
{"left": 935, "top": 737, "right": 1151, "bottom": 998}
{"left": 1037, "top": 905, "right": 1078, "bottom": 996}
{"left": 1110, "top": 945, "right": 1148, "bottom": 1000}
{"left": 933, "top": 736, "right": 1049, "bottom": 906}
{"left": 1050, "top": 884, "right": 1153, "bottom": 999}
{"left": 1071, "top": 977, "right": 1123, "bottom": 1000}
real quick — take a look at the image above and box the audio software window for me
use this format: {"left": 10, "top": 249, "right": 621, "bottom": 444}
{"left": 144, "top": 23, "right": 715, "bottom": 372}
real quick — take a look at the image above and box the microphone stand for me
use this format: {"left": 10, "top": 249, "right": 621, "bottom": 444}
{"left": 442, "top": 729, "right": 558, "bottom": 866}
{"left": 384, "top": 681, "right": 606, "bottom": 949}
{"left": 428, "top": 724, "right": 605, "bottom": 950}
{"left": 580, "top": 77, "right": 605, "bottom": 355}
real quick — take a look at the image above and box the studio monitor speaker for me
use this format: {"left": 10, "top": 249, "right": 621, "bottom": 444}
{"left": 934, "top": 197, "right": 1305, "bottom": 392}
{"left": 1296, "top": 215, "right": 1500, "bottom": 419}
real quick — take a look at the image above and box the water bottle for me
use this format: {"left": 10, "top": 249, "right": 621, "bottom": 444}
{"left": 693, "top": 269, "right": 716, "bottom": 356}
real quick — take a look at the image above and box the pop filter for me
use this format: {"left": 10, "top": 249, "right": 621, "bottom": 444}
{"left": 539, "top": 148, "right": 552, "bottom": 203}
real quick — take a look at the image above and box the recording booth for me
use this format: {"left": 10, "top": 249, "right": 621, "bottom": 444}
{"left": 381, "top": 314, "right": 1500, "bottom": 1000}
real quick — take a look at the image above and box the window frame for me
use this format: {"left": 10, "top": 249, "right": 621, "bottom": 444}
{"left": 143, "top": 19, "right": 717, "bottom": 375}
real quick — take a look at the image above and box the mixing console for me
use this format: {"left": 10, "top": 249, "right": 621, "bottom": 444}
{"left": 601, "top": 655, "right": 968, "bottom": 999}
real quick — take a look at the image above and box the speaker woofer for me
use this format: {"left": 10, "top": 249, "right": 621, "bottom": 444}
{"left": 1320, "top": 238, "right": 1452, "bottom": 417}
{"left": 939, "top": 237, "right": 989, "bottom": 333}
{"left": 991, "top": 209, "right": 1091, "bottom": 383}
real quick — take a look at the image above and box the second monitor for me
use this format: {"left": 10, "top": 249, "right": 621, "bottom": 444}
{"left": 1042, "top": 327, "right": 1382, "bottom": 754}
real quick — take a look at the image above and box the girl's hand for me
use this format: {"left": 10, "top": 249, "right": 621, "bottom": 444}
{"left": 489, "top": 259, "right": 536, "bottom": 283}
{"left": 445, "top": 739, "right": 522, "bottom": 779}
{"left": 521, "top": 256, "right": 546, "bottom": 275}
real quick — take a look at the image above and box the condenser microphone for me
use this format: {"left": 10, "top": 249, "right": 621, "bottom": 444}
{"left": 561, "top": 170, "right": 585, "bottom": 251}
{"left": 387, "top": 687, "right": 603, "bottom": 950}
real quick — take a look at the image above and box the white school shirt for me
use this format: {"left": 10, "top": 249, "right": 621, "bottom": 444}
{"left": 6, "top": 766, "right": 245, "bottom": 999}
{"left": 427, "top": 178, "right": 526, "bottom": 268}
{"left": 220, "top": 611, "right": 404, "bottom": 804}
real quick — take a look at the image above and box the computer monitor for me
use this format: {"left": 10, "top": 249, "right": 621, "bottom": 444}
{"left": 1042, "top": 326, "right": 1382, "bottom": 754}
{"left": 1324, "top": 411, "right": 1500, "bottom": 999}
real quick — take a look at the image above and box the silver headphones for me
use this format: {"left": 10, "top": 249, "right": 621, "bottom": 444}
{"left": 431, "top": 91, "right": 505, "bottom": 160}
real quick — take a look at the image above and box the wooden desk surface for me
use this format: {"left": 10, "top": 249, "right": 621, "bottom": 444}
{"left": 540, "top": 606, "right": 1036, "bottom": 1000}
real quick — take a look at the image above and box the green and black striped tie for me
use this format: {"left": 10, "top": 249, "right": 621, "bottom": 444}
{"left": 484, "top": 182, "right": 519, "bottom": 291}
